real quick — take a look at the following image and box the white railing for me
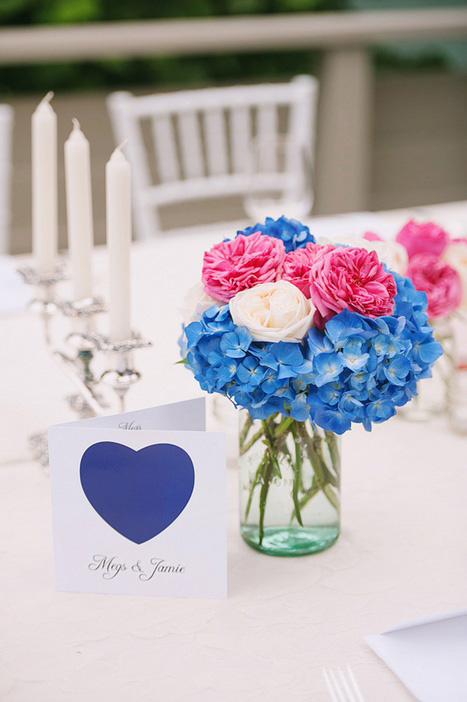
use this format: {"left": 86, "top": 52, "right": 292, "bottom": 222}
{"left": 0, "top": 10, "right": 466, "bottom": 62}
{"left": 1, "top": 9, "right": 466, "bottom": 214}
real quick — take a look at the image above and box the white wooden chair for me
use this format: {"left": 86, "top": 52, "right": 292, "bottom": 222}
{"left": 107, "top": 76, "right": 318, "bottom": 239}
{"left": 0, "top": 104, "right": 14, "bottom": 254}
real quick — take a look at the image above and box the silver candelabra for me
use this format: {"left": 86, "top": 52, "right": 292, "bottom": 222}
{"left": 18, "top": 261, "right": 151, "bottom": 465}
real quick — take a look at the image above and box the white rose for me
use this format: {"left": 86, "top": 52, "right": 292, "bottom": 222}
{"left": 368, "top": 240, "right": 408, "bottom": 275}
{"left": 229, "top": 280, "right": 314, "bottom": 343}
{"left": 181, "top": 282, "right": 223, "bottom": 325}
{"left": 443, "top": 241, "right": 467, "bottom": 309}
{"left": 317, "top": 234, "right": 408, "bottom": 274}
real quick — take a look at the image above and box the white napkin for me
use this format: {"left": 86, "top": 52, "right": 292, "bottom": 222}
{"left": 0, "top": 256, "right": 32, "bottom": 314}
{"left": 366, "top": 609, "right": 467, "bottom": 702}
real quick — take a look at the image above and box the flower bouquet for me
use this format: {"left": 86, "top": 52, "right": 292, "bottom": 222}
{"left": 334, "top": 219, "right": 465, "bottom": 421}
{"left": 396, "top": 220, "right": 464, "bottom": 420}
{"left": 180, "top": 216, "right": 443, "bottom": 556}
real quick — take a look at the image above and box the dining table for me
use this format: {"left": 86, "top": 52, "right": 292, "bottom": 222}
{"left": 1, "top": 201, "right": 466, "bottom": 701}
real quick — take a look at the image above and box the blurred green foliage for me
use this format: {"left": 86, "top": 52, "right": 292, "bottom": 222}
{"left": 375, "top": 48, "right": 449, "bottom": 72}
{"left": 0, "top": 0, "right": 346, "bottom": 94}
{"left": 0, "top": 0, "right": 451, "bottom": 95}
{"left": 0, "top": 0, "right": 346, "bottom": 25}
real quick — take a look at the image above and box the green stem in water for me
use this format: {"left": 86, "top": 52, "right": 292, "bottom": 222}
{"left": 312, "top": 431, "right": 339, "bottom": 489}
{"left": 261, "top": 418, "right": 282, "bottom": 476}
{"left": 239, "top": 412, "right": 254, "bottom": 449}
{"left": 240, "top": 427, "right": 264, "bottom": 456}
{"left": 243, "top": 415, "right": 340, "bottom": 543}
{"left": 257, "top": 416, "right": 288, "bottom": 544}
{"left": 295, "top": 422, "right": 326, "bottom": 486}
{"left": 297, "top": 422, "right": 340, "bottom": 512}
{"left": 324, "top": 430, "right": 340, "bottom": 484}
{"left": 243, "top": 415, "right": 291, "bottom": 530}
{"left": 290, "top": 423, "right": 304, "bottom": 526}
{"left": 258, "top": 448, "right": 275, "bottom": 545}
{"left": 322, "top": 483, "right": 340, "bottom": 513}
{"left": 244, "top": 453, "right": 267, "bottom": 523}
{"left": 298, "top": 477, "right": 320, "bottom": 511}
{"left": 274, "top": 416, "right": 294, "bottom": 438}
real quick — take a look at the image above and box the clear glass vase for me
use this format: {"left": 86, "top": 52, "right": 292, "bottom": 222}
{"left": 447, "top": 366, "right": 467, "bottom": 434}
{"left": 398, "top": 317, "right": 455, "bottom": 422}
{"left": 238, "top": 411, "right": 340, "bottom": 557}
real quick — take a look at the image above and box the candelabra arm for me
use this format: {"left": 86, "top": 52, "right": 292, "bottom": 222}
{"left": 52, "top": 351, "right": 108, "bottom": 416}
{"left": 19, "top": 261, "right": 151, "bottom": 463}
{"left": 18, "top": 261, "right": 69, "bottom": 348}
{"left": 94, "top": 332, "right": 151, "bottom": 414}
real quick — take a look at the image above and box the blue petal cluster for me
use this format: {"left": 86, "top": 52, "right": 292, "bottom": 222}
{"left": 182, "top": 272, "right": 443, "bottom": 434}
{"left": 236, "top": 216, "right": 315, "bottom": 252}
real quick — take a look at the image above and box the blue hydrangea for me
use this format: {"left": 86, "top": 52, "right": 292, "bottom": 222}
{"left": 236, "top": 216, "right": 315, "bottom": 253}
{"left": 181, "top": 272, "right": 443, "bottom": 434}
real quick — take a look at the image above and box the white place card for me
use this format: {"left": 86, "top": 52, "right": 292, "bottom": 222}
{"left": 366, "top": 609, "right": 467, "bottom": 701}
{"left": 48, "top": 398, "right": 227, "bottom": 599}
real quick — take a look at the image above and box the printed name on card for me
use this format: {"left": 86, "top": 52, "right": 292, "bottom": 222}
{"left": 48, "top": 398, "right": 227, "bottom": 599}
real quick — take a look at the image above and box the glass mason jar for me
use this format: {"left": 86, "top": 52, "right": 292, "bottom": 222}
{"left": 447, "top": 364, "right": 467, "bottom": 434}
{"left": 238, "top": 410, "right": 340, "bottom": 557}
{"left": 398, "top": 317, "right": 455, "bottom": 422}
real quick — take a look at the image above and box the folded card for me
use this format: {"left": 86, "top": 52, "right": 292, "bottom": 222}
{"left": 48, "top": 398, "right": 227, "bottom": 599}
{"left": 366, "top": 609, "right": 467, "bottom": 701}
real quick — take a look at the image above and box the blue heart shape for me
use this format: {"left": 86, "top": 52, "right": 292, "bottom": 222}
{"left": 80, "top": 442, "right": 195, "bottom": 544}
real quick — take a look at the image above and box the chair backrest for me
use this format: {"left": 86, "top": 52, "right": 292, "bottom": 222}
{"left": 0, "top": 104, "right": 14, "bottom": 254}
{"left": 107, "top": 76, "right": 318, "bottom": 239}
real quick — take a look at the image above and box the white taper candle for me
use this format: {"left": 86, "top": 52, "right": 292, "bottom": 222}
{"left": 106, "top": 144, "right": 131, "bottom": 341}
{"left": 32, "top": 91, "right": 57, "bottom": 274}
{"left": 64, "top": 119, "right": 94, "bottom": 301}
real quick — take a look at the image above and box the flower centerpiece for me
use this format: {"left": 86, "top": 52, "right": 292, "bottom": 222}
{"left": 355, "top": 219, "right": 466, "bottom": 420}
{"left": 395, "top": 220, "right": 464, "bottom": 420}
{"left": 325, "top": 220, "right": 466, "bottom": 421}
{"left": 180, "top": 216, "right": 443, "bottom": 556}
{"left": 396, "top": 220, "right": 463, "bottom": 321}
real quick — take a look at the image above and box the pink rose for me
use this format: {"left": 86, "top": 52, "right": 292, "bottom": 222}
{"left": 363, "top": 231, "right": 383, "bottom": 242}
{"left": 312, "top": 309, "right": 335, "bottom": 330}
{"left": 202, "top": 231, "right": 286, "bottom": 302}
{"left": 406, "top": 254, "right": 462, "bottom": 319}
{"left": 396, "top": 219, "right": 449, "bottom": 259}
{"left": 282, "top": 243, "right": 334, "bottom": 298}
{"left": 309, "top": 247, "right": 397, "bottom": 319}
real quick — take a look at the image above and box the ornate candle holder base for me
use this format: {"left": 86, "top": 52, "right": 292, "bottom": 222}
{"left": 87, "top": 331, "right": 152, "bottom": 354}
{"left": 17, "top": 261, "right": 68, "bottom": 288}
{"left": 18, "top": 261, "right": 69, "bottom": 344}
{"left": 58, "top": 296, "right": 106, "bottom": 319}
{"left": 66, "top": 392, "right": 102, "bottom": 418}
{"left": 90, "top": 332, "right": 151, "bottom": 413}
{"left": 18, "top": 261, "right": 151, "bottom": 465}
{"left": 29, "top": 432, "right": 50, "bottom": 467}
{"left": 101, "top": 368, "right": 141, "bottom": 413}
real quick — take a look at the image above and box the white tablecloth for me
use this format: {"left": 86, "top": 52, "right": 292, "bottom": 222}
{"left": 1, "top": 203, "right": 467, "bottom": 701}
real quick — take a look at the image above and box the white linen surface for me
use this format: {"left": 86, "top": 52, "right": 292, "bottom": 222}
{"left": 0, "top": 255, "right": 32, "bottom": 314}
{"left": 1, "top": 203, "right": 466, "bottom": 702}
